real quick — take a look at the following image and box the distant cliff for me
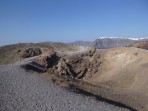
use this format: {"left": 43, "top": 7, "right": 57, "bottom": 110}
{"left": 94, "top": 37, "right": 135, "bottom": 49}
{"left": 69, "top": 37, "right": 148, "bottom": 49}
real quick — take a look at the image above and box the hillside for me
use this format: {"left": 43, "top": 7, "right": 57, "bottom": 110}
{"left": 86, "top": 47, "right": 148, "bottom": 111}
{"left": 128, "top": 41, "right": 148, "bottom": 50}
{"left": 0, "top": 43, "right": 78, "bottom": 65}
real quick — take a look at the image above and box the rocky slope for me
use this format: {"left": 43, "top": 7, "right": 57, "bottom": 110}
{"left": 128, "top": 41, "right": 148, "bottom": 50}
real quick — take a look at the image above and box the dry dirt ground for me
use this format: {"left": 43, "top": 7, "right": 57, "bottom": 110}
{"left": 0, "top": 61, "right": 129, "bottom": 111}
{"left": 1, "top": 43, "right": 148, "bottom": 111}
{"left": 87, "top": 47, "right": 148, "bottom": 111}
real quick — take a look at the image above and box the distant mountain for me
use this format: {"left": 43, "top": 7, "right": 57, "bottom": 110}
{"left": 40, "top": 37, "right": 148, "bottom": 49}
{"left": 69, "top": 41, "right": 95, "bottom": 47}
{"left": 39, "top": 41, "right": 52, "bottom": 44}
{"left": 94, "top": 37, "right": 135, "bottom": 49}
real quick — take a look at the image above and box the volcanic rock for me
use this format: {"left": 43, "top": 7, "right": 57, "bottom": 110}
{"left": 36, "top": 51, "right": 59, "bottom": 68}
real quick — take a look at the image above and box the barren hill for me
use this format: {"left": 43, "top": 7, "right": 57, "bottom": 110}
{"left": 0, "top": 43, "right": 78, "bottom": 65}
{"left": 1, "top": 43, "right": 148, "bottom": 111}
{"left": 87, "top": 47, "right": 148, "bottom": 111}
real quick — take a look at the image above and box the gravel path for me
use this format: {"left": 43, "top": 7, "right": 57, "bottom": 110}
{"left": 0, "top": 64, "right": 130, "bottom": 111}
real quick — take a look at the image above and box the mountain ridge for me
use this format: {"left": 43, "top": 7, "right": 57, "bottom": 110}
{"left": 70, "top": 37, "right": 148, "bottom": 49}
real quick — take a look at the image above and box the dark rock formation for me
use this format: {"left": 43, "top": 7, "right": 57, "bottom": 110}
{"left": 21, "top": 61, "right": 47, "bottom": 73}
{"left": 36, "top": 51, "right": 59, "bottom": 68}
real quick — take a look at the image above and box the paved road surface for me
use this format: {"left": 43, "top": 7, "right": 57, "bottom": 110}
{"left": 0, "top": 64, "right": 130, "bottom": 111}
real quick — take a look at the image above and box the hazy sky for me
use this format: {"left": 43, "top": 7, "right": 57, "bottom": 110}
{"left": 0, "top": 0, "right": 148, "bottom": 46}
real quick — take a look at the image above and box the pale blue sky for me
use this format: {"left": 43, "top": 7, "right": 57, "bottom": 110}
{"left": 0, "top": 0, "right": 148, "bottom": 46}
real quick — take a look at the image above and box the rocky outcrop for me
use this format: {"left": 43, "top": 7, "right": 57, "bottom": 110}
{"left": 36, "top": 51, "right": 59, "bottom": 68}
{"left": 21, "top": 47, "right": 101, "bottom": 80}
{"left": 82, "top": 48, "right": 96, "bottom": 57}
{"left": 20, "top": 48, "right": 42, "bottom": 58}
{"left": 46, "top": 48, "right": 101, "bottom": 80}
